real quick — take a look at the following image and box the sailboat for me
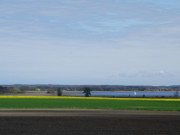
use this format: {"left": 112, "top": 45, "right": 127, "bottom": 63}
{"left": 134, "top": 91, "right": 136, "bottom": 96}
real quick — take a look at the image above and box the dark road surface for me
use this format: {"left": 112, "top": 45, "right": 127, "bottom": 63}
{"left": 0, "top": 109, "right": 179, "bottom": 135}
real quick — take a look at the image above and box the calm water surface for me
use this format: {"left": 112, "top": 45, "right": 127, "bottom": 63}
{"left": 64, "top": 91, "right": 179, "bottom": 97}
{"left": 91, "top": 91, "right": 178, "bottom": 96}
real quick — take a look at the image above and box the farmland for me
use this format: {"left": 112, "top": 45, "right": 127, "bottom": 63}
{"left": 0, "top": 96, "right": 180, "bottom": 135}
{"left": 0, "top": 96, "right": 179, "bottom": 111}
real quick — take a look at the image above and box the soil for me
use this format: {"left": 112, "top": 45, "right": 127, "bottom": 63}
{"left": 0, "top": 109, "right": 179, "bottom": 135}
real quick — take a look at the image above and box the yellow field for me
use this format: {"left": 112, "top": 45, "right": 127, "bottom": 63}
{"left": 0, "top": 96, "right": 179, "bottom": 102}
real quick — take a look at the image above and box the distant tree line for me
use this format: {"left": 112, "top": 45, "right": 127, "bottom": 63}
{"left": 0, "top": 86, "right": 22, "bottom": 93}
{"left": 37, "top": 85, "right": 180, "bottom": 92}
{"left": 0, "top": 85, "right": 180, "bottom": 94}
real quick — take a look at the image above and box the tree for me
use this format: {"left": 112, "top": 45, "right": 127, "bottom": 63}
{"left": 0, "top": 86, "right": 7, "bottom": 93}
{"left": 57, "top": 88, "right": 63, "bottom": 96}
{"left": 35, "top": 88, "right": 41, "bottom": 91}
{"left": 174, "top": 90, "right": 179, "bottom": 97}
{"left": 12, "top": 88, "right": 21, "bottom": 93}
{"left": 83, "top": 87, "right": 91, "bottom": 97}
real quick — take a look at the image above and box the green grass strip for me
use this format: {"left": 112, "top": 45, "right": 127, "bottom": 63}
{"left": 0, "top": 98, "right": 179, "bottom": 111}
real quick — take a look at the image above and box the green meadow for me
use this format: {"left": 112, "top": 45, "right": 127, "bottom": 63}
{"left": 0, "top": 98, "right": 179, "bottom": 111}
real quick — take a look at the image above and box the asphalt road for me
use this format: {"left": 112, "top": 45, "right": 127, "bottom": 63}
{"left": 0, "top": 109, "right": 179, "bottom": 135}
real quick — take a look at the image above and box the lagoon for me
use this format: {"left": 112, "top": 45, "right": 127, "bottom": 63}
{"left": 64, "top": 91, "right": 179, "bottom": 97}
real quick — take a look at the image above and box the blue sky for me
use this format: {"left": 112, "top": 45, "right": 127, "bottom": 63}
{"left": 0, "top": 0, "right": 180, "bottom": 85}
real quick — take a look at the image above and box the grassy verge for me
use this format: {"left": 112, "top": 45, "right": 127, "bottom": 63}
{"left": 0, "top": 97, "right": 179, "bottom": 111}
{"left": 0, "top": 96, "right": 180, "bottom": 101}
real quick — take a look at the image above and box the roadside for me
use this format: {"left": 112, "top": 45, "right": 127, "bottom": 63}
{"left": 0, "top": 109, "right": 179, "bottom": 117}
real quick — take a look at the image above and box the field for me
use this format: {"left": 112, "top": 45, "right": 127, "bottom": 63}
{"left": 0, "top": 96, "right": 180, "bottom": 135}
{"left": 0, "top": 96, "right": 179, "bottom": 111}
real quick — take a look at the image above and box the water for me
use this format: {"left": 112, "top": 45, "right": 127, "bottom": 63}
{"left": 64, "top": 91, "right": 179, "bottom": 97}
{"left": 91, "top": 91, "right": 178, "bottom": 97}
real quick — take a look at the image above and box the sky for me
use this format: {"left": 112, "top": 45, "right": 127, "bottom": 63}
{"left": 0, "top": 0, "right": 180, "bottom": 85}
